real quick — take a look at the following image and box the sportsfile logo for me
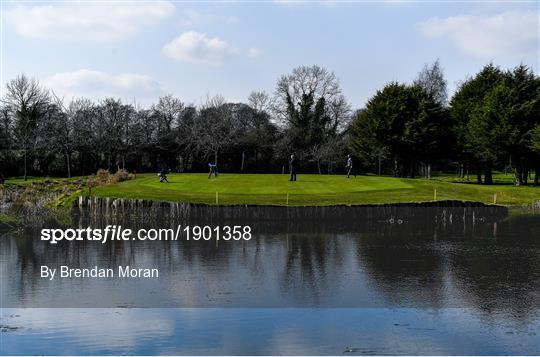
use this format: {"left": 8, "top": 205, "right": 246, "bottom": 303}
{"left": 41, "top": 225, "right": 252, "bottom": 244}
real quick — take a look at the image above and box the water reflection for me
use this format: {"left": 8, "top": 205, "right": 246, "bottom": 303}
{"left": 0, "top": 206, "right": 537, "bottom": 312}
{"left": 1, "top": 308, "right": 538, "bottom": 355}
{"left": 0, "top": 205, "right": 539, "bottom": 355}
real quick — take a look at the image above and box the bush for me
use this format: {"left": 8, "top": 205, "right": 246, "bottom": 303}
{"left": 94, "top": 169, "right": 111, "bottom": 185}
{"left": 89, "top": 169, "right": 136, "bottom": 187}
{"left": 111, "top": 169, "right": 135, "bottom": 183}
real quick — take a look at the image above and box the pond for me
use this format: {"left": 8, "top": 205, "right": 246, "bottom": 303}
{"left": 0, "top": 204, "right": 538, "bottom": 355}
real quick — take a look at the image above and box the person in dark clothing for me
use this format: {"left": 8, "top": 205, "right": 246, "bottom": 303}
{"left": 289, "top": 154, "right": 297, "bottom": 181}
{"left": 208, "top": 163, "right": 218, "bottom": 179}
{"left": 158, "top": 169, "right": 169, "bottom": 183}
{"left": 346, "top": 154, "right": 356, "bottom": 178}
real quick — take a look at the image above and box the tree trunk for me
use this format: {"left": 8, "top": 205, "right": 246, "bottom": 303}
{"left": 535, "top": 168, "right": 539, "bottom": 186}
{"left": 476, "top": 170, "right": 482, "bottom": 184}
{"left": 255, "top": 149, "right": 259, "bottom": 171}
{"left": 214, "top": 150, "right": 218, "bottom": 166}
{"left": 23, "top": 148, "right": 28, "bottom": 181}
{"left": 79, "top": 152, "right": 85, "bottom": 176}
{"left": 427, "top": 164, "right": 431, "bottom": 180}
{"left": 515, "top": 166, "right": 522, "bottom": 185}
{"left": 317, "top": 159, "right": 321, "bottom": 175}
{"left": 378, "top": 158, "right": 382, "bottom": 176}
{"left": 484, "top": 165, "right": 493, "bottom": 185}
{"left": 66, "top": 152, "right": 71, "bottom": 178}
{"left": 241, "top": 151, "right": 245, "bottom": 172}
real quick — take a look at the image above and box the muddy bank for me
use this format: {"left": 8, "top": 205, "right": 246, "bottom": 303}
{"left": 0, "top": 181, "right": 83, "bottom": 227}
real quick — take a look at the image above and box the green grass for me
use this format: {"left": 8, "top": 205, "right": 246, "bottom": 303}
{"left": 2, "top": 176, "right": 86, "bottom": 209}
{"left": 84, "top": 172, "right": 540, "bottom": 206}
{"left": 5, "top": 176, "right": 85, "bottom": 185}
{"left": 0, "top": 213, "right": 22, "bottom": 227}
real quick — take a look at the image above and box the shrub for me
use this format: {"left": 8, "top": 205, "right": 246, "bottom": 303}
{"left": 89, "top": 169, "right": 135, "bottom": 188}
{"left": 111, "top": 169, "right": 135, "bottom": 183}
{"left": 95, "top": 169, "right": 111, "bottom": 185}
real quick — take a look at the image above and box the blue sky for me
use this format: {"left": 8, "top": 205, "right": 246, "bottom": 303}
{"left": 2, "top": 1, "right": 538, "bottom": 108}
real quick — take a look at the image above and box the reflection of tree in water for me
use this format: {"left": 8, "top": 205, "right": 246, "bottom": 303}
{"left": 354, "top": 207, "right": 495, "bottom": 308}
{"left": 279, "top": 233, "right": 347, "bottom": 305}
{"left": 356, "top": 232, "right": 448, "bottom": 308}
{"left": 3, "top": 205, "right": 539, "bottom": 318}
{"left": 446, "top": 214, "right": 540, "bottom": 324}
{"left": 356, "top": 211, "right": 540, "bottom": 324}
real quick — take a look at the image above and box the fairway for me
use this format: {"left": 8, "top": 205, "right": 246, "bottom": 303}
{"left": 88, "top": 173, "right": 540, "bottom": 206}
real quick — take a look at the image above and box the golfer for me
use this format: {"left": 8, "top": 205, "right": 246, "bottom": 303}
{"left": 346, "top": 154, "right": 356, "bottom": 178}
{"left": 158, "top": 169, "right": 169, "bottom": 183}
{"left": 208, "top": 163, "right": 218, "bottom": 179}
{"left": 289, "top": 154, "right": 297, "bottom": 181}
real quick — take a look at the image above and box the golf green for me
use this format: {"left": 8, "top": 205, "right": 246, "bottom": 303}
{"left": 87, "top": 173, "right": 540, "bottom": 206}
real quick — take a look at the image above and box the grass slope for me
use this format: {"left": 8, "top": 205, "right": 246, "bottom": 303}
{"left": 87, "top": 173, "right": 540, "bottom": 206}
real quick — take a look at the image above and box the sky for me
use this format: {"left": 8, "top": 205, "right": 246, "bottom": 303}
{"left": 1, "top": 0, "right": 538, "bottom": 109}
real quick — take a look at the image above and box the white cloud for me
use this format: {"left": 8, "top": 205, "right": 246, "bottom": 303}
{"left": 248, "top": 47, "right": 264, "bottom": 58}
{"left": 44, "top": 69, "right": 161, "bottom": 102}
{"left": 162, "top": 31, "right": 239, "bottom": 66}
{"left": 4, "top": 1, "right": 175, "bottom": 42}
{"left": 417, "top": 10, "right": 539, "bottom": 58}
{"left": 177, "top": 9, "right": 237, "bottom": 28}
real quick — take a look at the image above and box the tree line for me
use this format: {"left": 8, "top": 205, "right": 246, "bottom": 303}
{"left": 350, "top": 62, "right": 540, "bottom": 185}
{"left": 1, "top": 62, "right": 539, "bottom": 185}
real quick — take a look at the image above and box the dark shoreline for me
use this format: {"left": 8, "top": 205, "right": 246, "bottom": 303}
{"left": 72, "top": 196, "right": 509, "bottom": 234}
{"left": 0, "top": 194, "right": 512, "bottom": 231}
{"left": 76, "top": 195, "right": 504, "bottom": 209}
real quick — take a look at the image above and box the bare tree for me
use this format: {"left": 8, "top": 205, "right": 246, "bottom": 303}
{"left": 192, "top": 95, "right": 239, "bottom": 166}
{"left": 274, "top": 65, "right": 342, "bottom": 125}
{"left": 273, "top": 65, "right": 350, "bottom": 171}
{"left": 153, "top": 94, "right": 185, "bottom": 133}
{"left": 0, "top": 106, "right": 12, "bottom": 169}
{"left": 42, "top": 96, "right": 96, "bottom": 177}
{"left": 414, "top": 59, "right": 448, "bottom": 105}
{"left": 4, "top": 74, "right": 49, "bottom": 180}
{"left": 69, "top": 98, "right": 96, "bottom": 174}
{"left": 307, "top": 134, "right": 347, "bottom": 174}
{"left": 41, "top": 95, "right": 74, "bottom": 177}
{"left": 151, "top": 95, "right": 186, "bottom": 168}
{"left": 327, "top": 94, "right": 352, "bottom": 133}
{"left": 248, "top": 91, "right": 271, "bottom": 113}
{"left": 200, "top": 94, "right": 225, "bottom": 110}
{"left": 96, "top": 98, "right": 134, "bottom": 171}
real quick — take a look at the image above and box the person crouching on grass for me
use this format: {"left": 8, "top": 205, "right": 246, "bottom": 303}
{"left": 208, "top": 163, "right": 218, "bottom": 179}
{"left": 158, "top": 169, "right": 169, "bottom": 183}
{"left": 346, "top": 154, "right": 356, "bottom": 178}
